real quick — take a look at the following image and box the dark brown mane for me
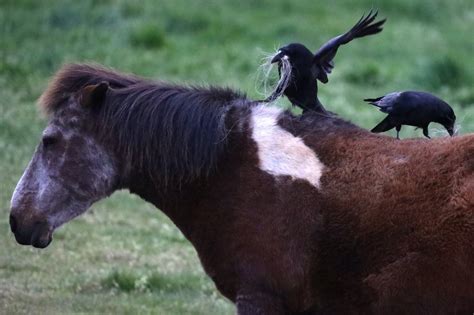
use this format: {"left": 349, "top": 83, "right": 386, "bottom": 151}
{"left": 40, "top": 64, "right": 250, "bottom": 188}
{"left": 98, "top": 83, "right": 248, "bottom": 188}
{"left": 38, "top": 63, "right": 143, "bottom": 115}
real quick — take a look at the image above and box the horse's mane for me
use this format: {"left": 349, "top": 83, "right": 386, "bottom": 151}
{"left": 100, "top": 82, "right": 247, "bottom": 188}
{"left": 38, "top": 63, "right": 143, "bottom": 115}
{"left": 39, "top": 63, "right": 250, "bottom": 188}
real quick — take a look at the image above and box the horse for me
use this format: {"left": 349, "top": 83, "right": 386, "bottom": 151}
{"left": 10, "top": 64, "right": 474, "bottom": 314}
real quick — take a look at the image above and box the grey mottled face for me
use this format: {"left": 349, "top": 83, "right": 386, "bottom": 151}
{"left": 10, "top": 96, "right": 117, "bottom": 248}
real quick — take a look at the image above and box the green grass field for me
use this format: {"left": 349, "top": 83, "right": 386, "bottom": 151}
{"left": 1, "top": 0, "right": 473, "bottom": 314}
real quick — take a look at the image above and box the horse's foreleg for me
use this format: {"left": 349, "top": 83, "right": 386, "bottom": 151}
{"left": 236, "top": 291, "right": 286, "bottom": 315}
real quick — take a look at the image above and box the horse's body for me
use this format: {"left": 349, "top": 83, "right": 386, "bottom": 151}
{"left": 10, "top": 64, "right": 474, "bottom": 314}
{"left": 285, "top": 117, "right": 474, "bottom": 313}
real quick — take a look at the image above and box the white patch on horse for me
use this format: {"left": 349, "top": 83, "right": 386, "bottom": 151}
{"left": 250, "top": 105, "right": 324, "bottom": 188}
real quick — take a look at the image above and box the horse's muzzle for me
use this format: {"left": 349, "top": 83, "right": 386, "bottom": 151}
{"left": 10, "top": 213, "right": 52, "bottom": 248}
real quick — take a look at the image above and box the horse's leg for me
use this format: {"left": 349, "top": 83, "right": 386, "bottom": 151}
{"left": 236, "top": 290, "right": 286, "bottom": 315}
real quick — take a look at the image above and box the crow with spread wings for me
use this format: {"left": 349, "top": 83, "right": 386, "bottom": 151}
{"left": 266, "top": 10, "right": 386, "bottom": 113}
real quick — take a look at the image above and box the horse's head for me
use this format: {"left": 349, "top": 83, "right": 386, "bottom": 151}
{"left": 10, "top": 82, "right": 118, "bottom": 248}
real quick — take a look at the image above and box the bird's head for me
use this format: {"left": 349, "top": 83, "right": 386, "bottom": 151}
{"left": 271, "top": 43, "right": 314, "bottom": 72}
{"left": 439, "top": 106, "right": 457, "bottom": 136}
{"left": 269, "top": 43, "right": 318, "bottom": 104}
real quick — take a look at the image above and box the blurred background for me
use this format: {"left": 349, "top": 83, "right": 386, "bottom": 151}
{"left": 1, "top": 0, "right": 473, "bottom": 313}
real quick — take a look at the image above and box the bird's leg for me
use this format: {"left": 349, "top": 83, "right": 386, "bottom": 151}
{"left": 422, "top": 127, "right": 431, "bottom": 139}
{"left": 396, "top": 125, "right": 401, "bottom": 140}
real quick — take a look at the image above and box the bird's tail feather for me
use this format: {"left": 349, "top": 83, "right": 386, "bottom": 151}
{"left": 371, "top": 116, "right": 394, "bottom": 133}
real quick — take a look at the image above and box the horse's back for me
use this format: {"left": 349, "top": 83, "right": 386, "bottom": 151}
{"left": 310, "top": 132, "right": 474, "bottom": 313}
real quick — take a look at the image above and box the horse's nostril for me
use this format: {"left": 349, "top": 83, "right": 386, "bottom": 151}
{"left": 10, "top": 214, "right": 17, "bottom": 233}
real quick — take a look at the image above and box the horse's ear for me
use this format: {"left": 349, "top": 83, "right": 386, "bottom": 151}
{"left": 80, "top": 82, "right": 109, "bottom": 108}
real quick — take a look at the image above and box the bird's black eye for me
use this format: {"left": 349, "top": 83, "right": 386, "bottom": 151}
{"left": 42, "top": 136, "right": 57, "bottom": 148}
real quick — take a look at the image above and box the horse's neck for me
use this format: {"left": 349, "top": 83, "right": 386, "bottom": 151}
{"left": 123, "top": 166, "right": 212, "bottom": 237}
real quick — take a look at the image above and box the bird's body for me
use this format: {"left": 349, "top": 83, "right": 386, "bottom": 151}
{"left": 367, "top": 91, "right": 456, "bottom": 139}
{"left": 267, "top": 10, "right": 385, "bottom": 113}
{"left": 273, "top": 43, "right": 326, "bottom": 113}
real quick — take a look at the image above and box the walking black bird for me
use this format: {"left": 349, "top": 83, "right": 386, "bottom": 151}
{"left": 366, "top": 91, "right": 456, "bottom": 139}
{"left": 267, "top": 10, "right": 385, "bottom": 113}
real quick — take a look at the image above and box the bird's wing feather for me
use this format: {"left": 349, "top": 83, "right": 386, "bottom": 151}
{"left": 313, "top": 10, "right": 386, "bottom": 83}
{"left": 364, "top": 92, "right": 401, "bottom": 114}
{"left": 371, "top": 116, "right": 395, "bottom": 133}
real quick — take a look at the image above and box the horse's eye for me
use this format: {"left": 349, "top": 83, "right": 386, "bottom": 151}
{"left": 42, "top": 136, "right": 57, "bottom": 148}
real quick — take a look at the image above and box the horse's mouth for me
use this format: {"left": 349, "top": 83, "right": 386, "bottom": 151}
{"left": 11, "top": 219, "right": 53, "bottom": 249}
{"left": 14, "top": 229, "right": 52, "bottom": 248}
{"left": 31, "top": 228, "right": 53, "bottom": 248}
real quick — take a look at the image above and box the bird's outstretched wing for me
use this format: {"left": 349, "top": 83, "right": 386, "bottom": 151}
{"left": 313, "top": 10, "right": 386, "bottom": 83}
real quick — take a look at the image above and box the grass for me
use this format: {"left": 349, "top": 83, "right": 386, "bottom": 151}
{"left": 0, "top": 0, "right": 473, "bottom": 314}
{"left": 130, "top": 23, "right": 167, "bottom": 49}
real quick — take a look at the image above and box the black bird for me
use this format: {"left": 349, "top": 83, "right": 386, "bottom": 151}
{"left": 366, "top": 91, "right": 456, "bottom": 139}
{"left": 268, "top": 10, "right": 385, "bottom": 113}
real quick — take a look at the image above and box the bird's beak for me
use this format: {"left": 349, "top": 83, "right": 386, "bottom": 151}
{"left": 271, "top": 50, "right": 287, "bottom": 64}
{"left": 445, "top": 123, "right": 455, "bottom": 136}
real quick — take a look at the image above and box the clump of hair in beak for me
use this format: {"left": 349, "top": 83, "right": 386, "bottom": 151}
{"left": 256, "top": 49, "right": 293, "bottom": 103}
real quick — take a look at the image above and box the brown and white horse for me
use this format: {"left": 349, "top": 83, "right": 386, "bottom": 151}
{"left": 10, "top": 64, "right": 474, "bottom": 314}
